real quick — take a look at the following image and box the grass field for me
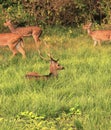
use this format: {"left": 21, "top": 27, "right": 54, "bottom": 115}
{"left": 0, "top": 26, "right": 111, "bottom": 130}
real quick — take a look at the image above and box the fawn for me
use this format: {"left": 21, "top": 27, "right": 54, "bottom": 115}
{"left": 83, "top": 22, "right": 111, "bottom": 46}
{"left": 25, "top": 51, "right": 64, "bottom": 80}
{"left": 4, "top": 20, "right": 42, "bottom": 50}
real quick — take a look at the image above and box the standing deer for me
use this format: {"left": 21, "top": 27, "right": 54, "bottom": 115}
{"left": 4, "top": 20, "right": 42, "bottom": 50}
{"left": 0, "top": 33, "right": 26, "bottom": 58}
{"left": 25, "top": 51, "right": 64, "bottom": 80}
{"left": 83, "top": 22, "right": 111, "bottom": 46}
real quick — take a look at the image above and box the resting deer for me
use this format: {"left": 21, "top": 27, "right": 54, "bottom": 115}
{"left": 4, "top": 20, "right": 42, "bottom": 49}
{"left": 83, "top": 22, "right": 111, "bottom": 46}
{"left": 0, "top": 33, "right": 26, "bottom": 58}
{"left": 25, "top": 51, "right": 64, "bottom": 80}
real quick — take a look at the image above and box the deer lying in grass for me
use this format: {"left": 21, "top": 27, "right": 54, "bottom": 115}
{"left": 83, "top": 22, "right": 111, "bottom": 46}
{"left": 25, "top": 51, "right": 64, "bottom": 80}
{"left": 0, "top": 33, "right": 26, "bottom": 58}
{"left": 4, "top": 20, "right": 42, "bottom": 50}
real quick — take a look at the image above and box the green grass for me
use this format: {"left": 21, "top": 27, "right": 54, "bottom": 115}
{"left": 0, "top": 26, "right": 111, "bottom": 130}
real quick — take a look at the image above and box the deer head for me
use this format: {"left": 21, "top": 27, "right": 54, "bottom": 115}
{"left": 83, "top": 22, "right": 93, "bottom": 35}
{"left": 83, "top": 22, "right": 92, "bottom": 30}
{"left": 4, "top": 20, "right": 11, "bottom": 27}
{"left": 38, "top": 50, "right": 64, "bottom": 77}
{"left": 49, "top": 57, "right": 64, "bottom": 76}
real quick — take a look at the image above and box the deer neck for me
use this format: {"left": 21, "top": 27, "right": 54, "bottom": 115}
{"left": 87, "top": 28, "right": 92, "bottom": 36}
{"left": 8, "top": 24, "right": 15, "bottom": 33}
{"left": 50, "top": 65, "right": 58, "bottom": 77}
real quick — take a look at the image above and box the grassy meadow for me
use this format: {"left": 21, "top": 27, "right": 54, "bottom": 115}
{"left": 0, "top": 26, "right": 111, "bottom": 130}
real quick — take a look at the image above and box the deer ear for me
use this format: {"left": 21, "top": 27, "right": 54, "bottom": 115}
{"left": 50, "top": 59, "right": 54, "bottom": 64}
{"left": 89, "top": 22, "right": 92, "bottom": 26}
{"left": 6, "top": 19, "right": 9, "bottom": 22}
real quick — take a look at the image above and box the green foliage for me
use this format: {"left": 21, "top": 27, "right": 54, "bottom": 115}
{"left": 16, "top": 111, "right": 45, "bottom": 120}
{"left": 1, "top": 1, "right": 33, "bottom": 25}
{"left": 0, "top": 0, "right": 111, "bottom": 27}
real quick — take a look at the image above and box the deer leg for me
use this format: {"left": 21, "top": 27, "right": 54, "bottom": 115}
{"left": 8, "top": 44, "right": 18, "bottom": 58}
{"left": 93, "top": 40, "right": 97, "bottom": 47}
{"left": 11, "top": 50, "right": 18, "bottom": 58}
{"left": 32, "top": 34, "right": 41, "bottom": 50}
{"left": 98, "top": 40, "right": 101, "bottom": 46}
{"left": 15, "top": 42, "right": 26, "bottom": 58}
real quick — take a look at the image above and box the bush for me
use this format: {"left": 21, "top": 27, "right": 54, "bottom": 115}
{"left": 0, "top": 0, "right": 111, "bottom": 28}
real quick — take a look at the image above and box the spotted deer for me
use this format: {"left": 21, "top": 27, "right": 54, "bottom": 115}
{"left": 83, "top": 22, "right": 111, "bottom": 46}
{"left": 0, "top": 33, "right": 26, "bottom": 58}
{"left": 25, "top": 50, "right": 64, "bottom": 80}
{"left": 4, "top": 20, "right": 42, "bottom": 50}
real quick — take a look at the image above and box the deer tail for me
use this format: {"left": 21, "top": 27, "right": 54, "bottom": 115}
{"left": 13, "top": 37, "right": 24, "bottom": 50}
{"left": 20, "top": 38, "right": 24, "bottom": 48}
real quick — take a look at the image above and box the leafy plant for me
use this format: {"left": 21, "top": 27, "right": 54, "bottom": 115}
{"left": 0, "top": 0, "right": 111, "bottom": 27}
{"left": 16, "top": 111, "right": 45, "bottom": 120}
{"left": 69, "top": 104, "right": 82, "bottom": 116}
